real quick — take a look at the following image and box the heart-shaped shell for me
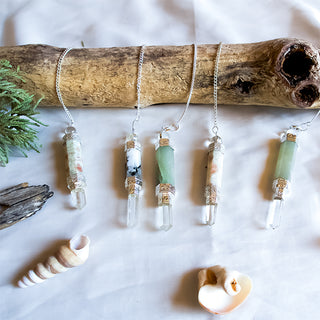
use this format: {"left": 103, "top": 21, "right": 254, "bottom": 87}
{"left": 198, "top": 265, "right": 252, "bottom": 314}
{"left": 17, "top": 234, "right": 90, "bottom": 288}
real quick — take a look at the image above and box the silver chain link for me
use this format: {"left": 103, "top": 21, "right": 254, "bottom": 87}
{"left": 56, "top": 48, "right": 75, "bottom": 126}
{"left": 132, "top": 45, "right": 145, "bottom": 135}
{"left": 56, "top": 44, "right": 227, "bottom": 136}
{"left": 212, "top": 42, "right": 223, "bottom": 136}
{"left": 162, "top": 43, "right": 197, "bottom": 133}
{"left": 291, "top": 109, "right": 320, "bottom": 131}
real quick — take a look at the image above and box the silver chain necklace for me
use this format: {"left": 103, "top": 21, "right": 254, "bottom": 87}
{"left": 156, "top": 43, "right": 198, "bottom": 231}
{"left": 56, "top": 48, "right": 75, "bottom": 126}
{"left": 125, "top": 45, "right": 146, "bottom": 227}
{"left": 212, "top": 42, "right": 223, "bottom": 136}
{"left": 204, "top": 42, "right": 224, "bottom": 226}
{"left": 267, "top": 104, "right": 320, "bottom": 229}
{"left": 56, "top": 48, "right": 87, "bottom": 210}
{"left": 131, "top": 45, "right": 145, "bottom": 135}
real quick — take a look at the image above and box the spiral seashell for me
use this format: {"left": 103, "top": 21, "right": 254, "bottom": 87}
{"left": 198, "top": 265, "right": 252, "bottom": 314}
{"left": 17, "top": 235, "right": 90, "bottom": 288}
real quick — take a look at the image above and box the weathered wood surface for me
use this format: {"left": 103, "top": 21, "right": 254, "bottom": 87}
{"left": 0, "top": 38, "right": 320, "bottom": 109}
{"left": 0, "top": 183, "right": 53, "bottom": 230}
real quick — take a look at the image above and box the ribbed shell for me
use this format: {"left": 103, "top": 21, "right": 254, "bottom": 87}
{"left": 18, "top": 235, "right": 90, "bottom": 288}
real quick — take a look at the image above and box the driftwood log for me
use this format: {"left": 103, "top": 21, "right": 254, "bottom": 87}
{"left": 0, "top": 38, "right": 320, "bottom": 109}
{"left": 0, "top": 183, "right": 53, "bottom": 230}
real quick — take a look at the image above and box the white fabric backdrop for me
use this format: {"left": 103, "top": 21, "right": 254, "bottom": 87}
{"left": 1, "top": 1, "right": 320, "bottom": 319}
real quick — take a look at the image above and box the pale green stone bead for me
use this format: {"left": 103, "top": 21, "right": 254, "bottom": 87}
{"left": 156, "top": 146, "right": 175, "bottom": 186}
{"left": 274, "top": 139, "right": 297, "bottom": 181}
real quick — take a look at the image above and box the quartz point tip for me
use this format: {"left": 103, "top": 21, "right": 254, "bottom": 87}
{"left": 156, "top": 184, "right": 175, "bottom": 231}
{"left": 71, "top": 188, "right": 86, "bottom": 210}
{"left": 266, "top": 198, "right": 282, "bottom": 229}
{"left": 127, "top": 193, "right": 139, "bottom": 228}
{"left": 205, "top": 204, "right": 218, "bottom": 226}
{"left": 159, "top": 204, "right": 173, "bottom": 231}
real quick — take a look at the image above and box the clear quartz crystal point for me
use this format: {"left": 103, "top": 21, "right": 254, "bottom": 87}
{"left": 127, "top": 193, "right": 139, "bottom": 228}
{"left": 156, "top": 184, "right": 174, "bottom": 231}
{"left": 71, "top": 188, "right": 86, "bottom": 210}
{"left": 204, "top": 136, "right": 224, "bottom": 225}
{"left": 205, "top": 204, "right": 218, "bottom": 226}
{"left": 125, "top": 134, "right": 142, "bottom": 228}
{"left": 155, "top": 132, "right": 175, "bottom": 231}
{"left": 267, "top": 128, "right": 298, "bottom": 229}
{"left": 159, "top": 204, "right": 173, "bottom": 231}
{"left": 266, "top": 198, "right": 282, "bottom": 229}
{"left": 63, "top": 126, "right": 87, "bottom": 210}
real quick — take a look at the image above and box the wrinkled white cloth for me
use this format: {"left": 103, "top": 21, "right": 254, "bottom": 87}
{"left": 1, "top": 1, "right": 320, "bottom": 319}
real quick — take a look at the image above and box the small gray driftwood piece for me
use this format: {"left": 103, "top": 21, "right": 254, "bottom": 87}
{"left": 0, "top": 183, "right": 53, "bottom": 230}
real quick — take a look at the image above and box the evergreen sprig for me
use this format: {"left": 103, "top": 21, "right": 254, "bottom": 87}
{"left": 0, "top": 60, "right": 44, "bottom": 166}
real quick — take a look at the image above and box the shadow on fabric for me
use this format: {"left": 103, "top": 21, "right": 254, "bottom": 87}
{"left": 172, "top": 268, "right": 203, "bottom": 311}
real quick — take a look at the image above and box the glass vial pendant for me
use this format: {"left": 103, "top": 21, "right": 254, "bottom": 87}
{"left": 125, "top": 134, "right": 142, "bottom": 227}
{"left": 155, "top": 133, "right": 175, "bottom": 231}
{"left": 266, "top": 129, "right": 298, "bottom": 229}
{"left": 205, "top": 136, "right": 224, "bottom": 225}
{"left": 63, "top": 126, "right": 87, "bottom": 209}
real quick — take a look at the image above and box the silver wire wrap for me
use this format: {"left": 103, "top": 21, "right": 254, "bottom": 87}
{"left": 212, "top": 42, "right": 223, "bottom": 136}
{"left": 132, "top": 45, "right": 145, "bottom": 135}
{"left": 162, "top": 43, "right": 197, "bottom": 133}
{"left": 56, "top": 48, "right": 75, "bottom": 127}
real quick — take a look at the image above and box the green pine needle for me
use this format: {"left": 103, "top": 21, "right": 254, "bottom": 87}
{"left": 0, "top": 60, "right": 45, "bottom": 166}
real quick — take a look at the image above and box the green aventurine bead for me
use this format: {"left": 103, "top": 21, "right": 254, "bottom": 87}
{"left": 274, "top": 139, "right": 297, "bottom": 181}
{"left": 156, "top": 146, "right": 175, "bottom": 186}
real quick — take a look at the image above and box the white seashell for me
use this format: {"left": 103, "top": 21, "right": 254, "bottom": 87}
{"left": 17, "top": 234, "right": 90, "bottom": 288}
{"left": 198, "top": 265, "right": 252, "bottom": 314}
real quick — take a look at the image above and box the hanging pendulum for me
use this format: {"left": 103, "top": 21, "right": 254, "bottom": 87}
{"left": 204, "top": 42, "right": 224, "bottom": 226}
{"left": 266, "top": 111, "right": 320, "bottom": 229}
{"left": 155, "top": 44, "right": 198, "bottom": 231}
{"left": 205, "top": 136, "right": 224, "bottom": 225}
{"left": 125, "top": 45, "right": 145, "bottom": 227}
{"left": 266, "top": 128, "right": 297, "bottom": 229}
{"left": 156, "top": 130, "right": 175, "bottom": 231}
{"left": 56, "top": 48, "right": 87, "bottom": 209}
